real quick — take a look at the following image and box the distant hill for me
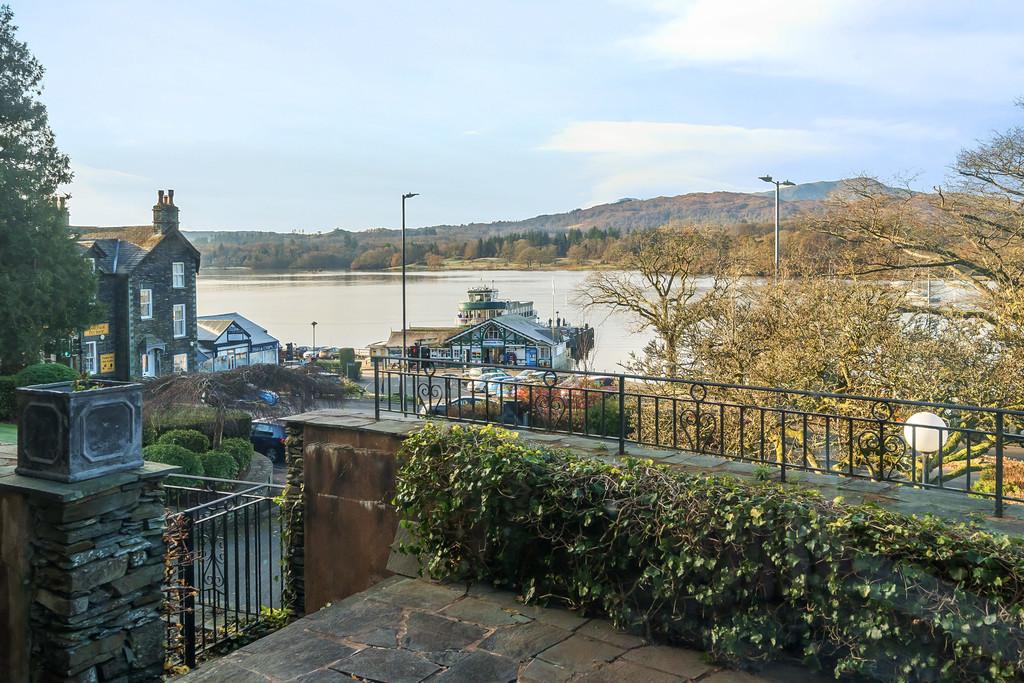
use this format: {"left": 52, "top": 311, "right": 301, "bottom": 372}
{"left": 186, "top": 178, "right": 886, "bottom": 245}
{"left": 182, "top": 178, "right": 903, "bottom": 270}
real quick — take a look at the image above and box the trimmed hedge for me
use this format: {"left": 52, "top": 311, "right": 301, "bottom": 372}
{"left": 395, "top": 423, "right": 1024, "bottom": 682}
{"left": 142, "top": 443, "right": 205, "bottom": 486}
{"left": 0, "top": 376, "right": 16, "bottom": 422}
{"left": 146, "top": 406, "right": 252, "bottom": 442}
{"left": 158, "top": 429, "right": 210, "bottom": 454}
{"left": 0, "top": 364, "right": 80, "bottom": 421}
{"left": 220, "top": 437, "right": 254, "bottom": 473}
{"left": 201, "top": 450, "right": 240, "bottom": 484}
{"left": 15, "top": 362, "right": 79, "bottom": 386}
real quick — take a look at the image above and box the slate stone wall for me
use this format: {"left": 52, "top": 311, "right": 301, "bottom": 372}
{"left": 0, "top": 465, "right": 172, "bottom": 682}
{"left": 281, "top": 423, "right": 305, "bottom": 615}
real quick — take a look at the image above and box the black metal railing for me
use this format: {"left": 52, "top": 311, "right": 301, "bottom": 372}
{"left": 373, "top": 356, "right": 1024, "bottom": 516}
{"left": 164, "top": 476, "right": 285, "bottom": 669}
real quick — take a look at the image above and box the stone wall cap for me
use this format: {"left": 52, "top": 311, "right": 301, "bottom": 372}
{"left": 0, "top": 462, "right": 180, "bottom": 501}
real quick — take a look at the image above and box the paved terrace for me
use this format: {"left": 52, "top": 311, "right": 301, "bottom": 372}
{"left": 181, "top": 575, "right": 820, "bottom": 683}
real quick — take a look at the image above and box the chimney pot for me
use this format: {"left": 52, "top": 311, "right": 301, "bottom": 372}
{"left": 157, "top": 190, "right": 165, "bottom": 204}
{"left": 168, "top": 189, "right": 174, "bottom": 204}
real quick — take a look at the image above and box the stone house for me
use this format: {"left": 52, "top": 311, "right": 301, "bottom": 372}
{"left": 76, "top": 190, "right": 201, "bottom": 379}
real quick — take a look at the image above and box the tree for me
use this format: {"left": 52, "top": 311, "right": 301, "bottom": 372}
{"left": 575, "top": 227, "right": 732, "bottom": 375}
{"left": 0, "top": 5, "right": 97, "bottom": 373}
{"left": 813, "top": 102, "right": 1024, "bottom": 349}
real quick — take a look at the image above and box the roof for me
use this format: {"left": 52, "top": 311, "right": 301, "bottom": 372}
{"left": 75, "top": 225, "right": 201, "bottom": 275}
{"left": 449, "top": 314, "right": 557, "bottom": 345}
{"left": 197, "top": 319, "right": 239, "bottom": 342}
{"left": 77, "top": 225, "right": 166, "bottom": 251}
{"left": 198, "top": 312, "right": 280, "bottom": 347}
{"left": 385, "top": 327, "right": 461, "bottom": 348}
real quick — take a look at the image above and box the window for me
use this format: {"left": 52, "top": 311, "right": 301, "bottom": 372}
{"left": 140, "top": 289, "right": 153, "bottom": 319}
{"left": 173, "top": 353, "right": 188, "bottom": 373}
{"left": 83, "top": 342, "right": 97, "bottom": 374}
{"left": 172, "top": 262, "right": 185, "bottom": 288}
{"left": 89, "top": 258, "right": 96, "bottom": 273}
{"left": 173, "top": 304, "right": 186, "bottom": 338}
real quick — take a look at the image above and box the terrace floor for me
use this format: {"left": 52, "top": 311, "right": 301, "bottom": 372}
{"left": 179, "top": 575, "right": 824, "bottom": 683}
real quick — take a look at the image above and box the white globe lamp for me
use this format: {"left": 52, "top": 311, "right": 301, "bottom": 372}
{"left": 903, "top": 411, "right": 948, "bottom": 453}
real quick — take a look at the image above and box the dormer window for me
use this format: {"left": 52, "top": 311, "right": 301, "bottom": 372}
{"left": 89, "top": 258, "right": 96, "bottom": 273}
{"left": 172, "top": 262, "right": 185, "bottom": 288}
{"left": 140, "top": 289, "right": 153, "bottom": 319}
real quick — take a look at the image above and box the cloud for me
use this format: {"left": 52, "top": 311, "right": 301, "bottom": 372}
{"left": 541, "top": 117, "right": 951, "bottom": 203}
{"left": 623, "top": 0, "right": 1024, "bottom": 100}
{"left": 63, "top": 163, "right": 153, "bottom": 225}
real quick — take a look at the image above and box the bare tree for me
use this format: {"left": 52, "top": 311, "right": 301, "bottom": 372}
{"left": 575, "top": 227, "right": 733, "bottom": 376}
{"left": 813, "top": 103, "right": 1024, "bottom": 347}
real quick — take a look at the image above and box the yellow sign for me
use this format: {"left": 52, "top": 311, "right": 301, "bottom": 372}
{"left": 100, "top": 353, "right": 115, "bottom": 373}
{"left": 84, "top": 323, "right": 109, "bottom": 337}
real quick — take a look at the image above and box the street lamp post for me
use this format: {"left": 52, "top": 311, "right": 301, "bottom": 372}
{"left": 758, "top": 175, "right": 795, "bottom": 277}
{"left": 311, "top": 321, "right": 317, "bottom": 361}
{"left": 401, "top": 193, "right": 418, "bottom": 362}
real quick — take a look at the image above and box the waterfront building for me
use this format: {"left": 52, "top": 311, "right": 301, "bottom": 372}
{"left": 75, "top": 190, "right": 200, "bottom": 379}
{"left": 197, "top": 312, "right": 281, "bottom": 371}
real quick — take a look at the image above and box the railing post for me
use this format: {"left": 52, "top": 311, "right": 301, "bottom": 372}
{"left": 778, "top": 410, "right": 787, "bottom": 483}
{"left": 618, "top": 375, "right": 626, "bottom": 455}
{"left": 995, "top": 411, "right": 1005, "bottom": 517}
{"left": 373, "top": 356, "right": 380, "bottom": 420}
{"left": 182, "top": 514, "right": 198, "bottom": 669}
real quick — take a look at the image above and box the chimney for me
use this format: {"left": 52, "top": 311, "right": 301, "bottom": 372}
{"left": 152, "top": 188, "right": 179, "bottom": 234}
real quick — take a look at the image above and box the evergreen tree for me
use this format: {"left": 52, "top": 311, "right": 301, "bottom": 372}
{"left": 0, "top": 5, "right": 96, "bottom": 373}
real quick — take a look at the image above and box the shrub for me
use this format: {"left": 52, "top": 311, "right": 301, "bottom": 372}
{"left": 142, "top": 443, "right": 204, "bottom": 486}
{"left": 972, "top": 458, "right": 1024, "bottom": 500}
{"left": 14, "top": 362, "right": 78, "bottom": 387}
{"left": 158, "top": 429, "right": 210, "bottom": 454}
{"left": 146, "top": 406, "right": 252, "bottom": 442}
{"left": 220, "top": 437, "right": 254, "bottom": 473}
{"left": 200, "top": 450, "right": 240, "bottom": 482}
{"left": 0, "top": 375, "right": 16, "bottom": 421}
{"left": 142, "top": 422, "right": 158, "bottom": 447}
{"left": 395, "top": 423, "right": 1024, "bottom": 682}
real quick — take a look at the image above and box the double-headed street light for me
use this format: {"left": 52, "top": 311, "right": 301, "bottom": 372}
{"left": 759, "top": 175, "right": 795, "bottom": 277}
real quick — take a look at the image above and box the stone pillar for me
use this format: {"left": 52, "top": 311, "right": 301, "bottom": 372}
{"left": 0, "top": 462, "right": 177, "bottom": 683}
{"left": 280, "top": 423, "right": 305, "bottom": 615}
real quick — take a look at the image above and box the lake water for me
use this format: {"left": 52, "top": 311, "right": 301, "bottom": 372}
{"left": 197, "top": 269, "right": 656, "bottom": 372}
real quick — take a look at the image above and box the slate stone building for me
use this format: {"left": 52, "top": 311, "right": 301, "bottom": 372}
{"left": 76, "top": 190, "right": 201, "bottom": 379}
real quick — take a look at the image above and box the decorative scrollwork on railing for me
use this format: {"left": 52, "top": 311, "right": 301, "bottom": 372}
{"left": 198, "top": 527, "right": 226, "bottom": 604}
{"left": 416, "top": 381, "right": 444, "bottom": 414}
{"left": 542, "top": 370, "right": 558, "bottom": 387}
{"left": 677, "top": 406, "right": 718, "bottom": 452}
{"left": 870, "top": 400, "right": 894, "bottom": 421}
{"left": 856, "top": 429, "right": 908, "bottom": 480}
{"left": 533, "top": 387, "right": 568, "bottom": 429}
{"left": 689, "top": 383, "right": 708, "bottom": 403}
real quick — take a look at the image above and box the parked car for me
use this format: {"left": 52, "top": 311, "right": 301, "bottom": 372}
{"left": 250, "top": 421, "right": 287, "bottom": 464}
{"left": 468, "top": 370, "right": 508, "bottom": 393}
{"left": 418, "top": 396, "right": 492, "bottom": 416}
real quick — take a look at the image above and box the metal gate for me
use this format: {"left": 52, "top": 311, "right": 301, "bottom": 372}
{"left": 164, "top": 476, "right": 285, "bottom": 669}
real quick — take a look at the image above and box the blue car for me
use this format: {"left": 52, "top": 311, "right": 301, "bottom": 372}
{"left": 250, "top": 421, "right": 287, "bottom": 464}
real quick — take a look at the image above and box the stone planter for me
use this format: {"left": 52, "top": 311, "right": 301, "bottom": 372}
{"left": 16, "top": 380, "right": 143, "bottom": 483}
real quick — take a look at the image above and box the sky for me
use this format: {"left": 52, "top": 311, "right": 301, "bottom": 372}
{"left": 10, "top": 0, "right": 1024, "bottom": 231}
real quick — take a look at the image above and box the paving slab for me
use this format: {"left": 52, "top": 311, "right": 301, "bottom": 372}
{"left": 178, "top": 577, "right": 823, "bottom": 683}
{"left": 622, "top": 645, "right": 712, "bottom": 679}
{"left": 331, "top": 647, "right": 441, "bottom": 683}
